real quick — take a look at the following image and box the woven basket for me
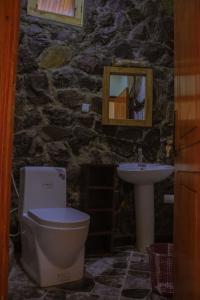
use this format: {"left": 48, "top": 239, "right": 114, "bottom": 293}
{"left": 146, "top": 243, "right": 174, "bottom": 296}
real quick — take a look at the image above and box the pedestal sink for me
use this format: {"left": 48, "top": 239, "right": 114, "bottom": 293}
{"left": 117, "top": 163, "right": 174, "bottom": 252}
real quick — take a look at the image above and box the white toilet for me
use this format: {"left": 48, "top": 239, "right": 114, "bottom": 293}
{"left": 19, "top": 166, "right": 90, "bottom": 287}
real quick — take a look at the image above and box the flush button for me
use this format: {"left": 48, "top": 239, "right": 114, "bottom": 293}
{"left": 42, "top": 183, "right": 54, "bottom": 189}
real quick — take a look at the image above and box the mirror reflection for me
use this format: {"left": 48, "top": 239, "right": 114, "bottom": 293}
{"left": 109, "top": 75, "right": 146, "bottom": 120}
{"left": 102, "top": 66, "right": 153, "bottom": 127}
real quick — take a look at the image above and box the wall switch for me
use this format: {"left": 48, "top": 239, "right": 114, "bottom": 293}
{"left": 81, "top": 103, "right": 90, "bottom": 113}
{"left": 164, "top": 194, "right": 174, "bottom": 204}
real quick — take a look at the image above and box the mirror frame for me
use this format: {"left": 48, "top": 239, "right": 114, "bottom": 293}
{"left": 102, "top": 66, "right": 153, "bottom": 127}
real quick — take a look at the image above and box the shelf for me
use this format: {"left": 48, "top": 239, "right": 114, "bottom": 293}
{"left": 88, "top": 186, "right": 114, "bottom": 190}
{"left": 86, "top": 234, "right": 114, "bottom": 254}
{"left": 81, "top": 164, "right": 115, "bottom": 187}
{"left": 89, "top": 231, "right": 113, "bottom": 236}
{"left": 83, "top": 188, "right": 115, "bottom": 210}
{"left": 80, "top": 164, "right": 117, "bottom": 254}
{"left": 86, "top": 208, "right": 113, "bottom": 212}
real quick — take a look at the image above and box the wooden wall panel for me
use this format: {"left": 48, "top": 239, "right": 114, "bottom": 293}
{"left": 174, "top": 0, "right": 200, "bottom": 298}
{"left": 0, "top": 1, "right": 20, "bottom": 299}
{"left": 174, "top": 172, "right": 200, "bottom": 299}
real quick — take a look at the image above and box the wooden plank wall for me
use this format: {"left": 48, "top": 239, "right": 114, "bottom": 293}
{"left": 0, "top": 1, "right": 20, "bottom": 299}
{"left": 174, "top": 0, "right": 200, "bottom": 298}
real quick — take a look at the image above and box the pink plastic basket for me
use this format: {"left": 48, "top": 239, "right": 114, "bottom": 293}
{"left": 146, "top": 243, "right": 174, "bottom": 296}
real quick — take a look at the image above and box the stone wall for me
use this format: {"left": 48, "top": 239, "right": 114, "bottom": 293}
{"left": 12, "top": 0, "right": 174, "bottom": 242}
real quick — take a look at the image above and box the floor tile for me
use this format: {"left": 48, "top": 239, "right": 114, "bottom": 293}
{"left": 56, "top": 277, "right": 95, "bottom": 292}
{"left": 128, "top": 270, "right": 150, "bottom": 279}
{"left": 86, "top": 257, "right": 115, "bottom": 277}
{"left": 98, "top": 297, "right": 120, "bottom": 300}
{"left": 91, "top": 282, "right": 121, "bottom": 297}
{"left": 101, "top": 267, "right": 126, "bottom": 276}
{"left": 94, "top": 275, "right": 124, "bottom": 288}
{"left": 130, "top": 261, "right": 150, "bottom": 272}
{"left": 65, "top": 292, "right": 99, "bottom": 299}
{"left": 121, "top": 288, "right": 151, "bottom": 299}
{"left": 113, "top": 260, "right": 129, "bottom": 269}
{"left": 124, "top": 274, "right": 151, "bottom": 290}
{"left": 8, "top": 248, "right": 171, "bottom": 300}
{"left": 147, "top": 292, "right": 173, "bottom": 300}
{"left": 43, "top": 289, "right": 66, "bottom": 300}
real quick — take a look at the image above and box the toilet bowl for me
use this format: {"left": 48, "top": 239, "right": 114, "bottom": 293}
{"left": 19, "top": 167, "right": 90, "bottom": 287}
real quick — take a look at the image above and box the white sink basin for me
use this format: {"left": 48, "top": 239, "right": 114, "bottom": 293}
{"left": 117, "top": 163, "right": 174, "bottom": 185}
{"left": 117, "top": 162, "right": 174, "bottom": 252}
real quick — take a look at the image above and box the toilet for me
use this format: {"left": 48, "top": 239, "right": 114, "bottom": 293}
{"left": 19, "top": 166, "right": 90, "bottom": 287}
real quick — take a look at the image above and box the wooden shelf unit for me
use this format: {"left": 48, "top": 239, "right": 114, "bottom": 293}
{"left": 80, "top": 164, "right": 117, "bottom": 254}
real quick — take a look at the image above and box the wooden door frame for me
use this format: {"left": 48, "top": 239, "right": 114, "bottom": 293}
{"left": 0, "top": 1, "right": 20, "bottom": 299}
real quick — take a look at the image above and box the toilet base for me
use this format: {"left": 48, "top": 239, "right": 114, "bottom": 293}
{"left": 21, "top": 246, "right": 85, "bottom": 287}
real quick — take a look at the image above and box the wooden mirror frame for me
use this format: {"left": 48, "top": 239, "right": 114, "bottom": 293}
{"left": 102, "top": 66, "right": 153, "bottom": 127}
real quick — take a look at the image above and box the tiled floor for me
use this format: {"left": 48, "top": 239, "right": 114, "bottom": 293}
{"left": 8, "top": 248, "right": 172, "bottom": 300}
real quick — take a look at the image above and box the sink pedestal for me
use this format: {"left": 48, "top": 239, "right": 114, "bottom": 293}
{"left": 134, "top": 184, "right": 154, "bottom": 252}
{"left": 117, "top": 162, "right": 174, "bottom": 253}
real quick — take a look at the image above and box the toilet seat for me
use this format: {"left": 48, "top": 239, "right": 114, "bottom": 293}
{"left": 28, "top": 207, "right": 90, "bottom": 228}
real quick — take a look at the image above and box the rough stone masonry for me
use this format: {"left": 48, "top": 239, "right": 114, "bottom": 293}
{"left": 12, "top": 0, "right": 174, "bottom": 242}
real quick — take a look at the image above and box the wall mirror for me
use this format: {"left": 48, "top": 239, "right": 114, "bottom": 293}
{"left": 102, "top": 66, "right": 153, "bottom": 127}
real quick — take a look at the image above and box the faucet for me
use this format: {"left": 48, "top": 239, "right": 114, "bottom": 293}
{"left": 166, "top": 140, "right": 173, "bottom": 158}
{"left": 137, "top": 147, "right": 146, "bottom": 168}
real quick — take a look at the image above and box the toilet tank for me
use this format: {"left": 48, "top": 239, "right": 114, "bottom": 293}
{"left": 19, "top": 167, "right": 67, "bottom": 214}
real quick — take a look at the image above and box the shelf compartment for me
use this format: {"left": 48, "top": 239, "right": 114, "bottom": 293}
{"left": 88, "top": 186, "right": 113, "bottom": 190}
{"left": 87, "top": 165, "right": 115, "bottom": 187}
{"left": 80, "top": 164, "right": 117, "bottom": 254}
{"left": 86, "top": 189, "right": 114, "bottom": 209}
{"left": 86, "top": 234, "right": 113, "bottom": 254}
{"left": 87, "top": 208, "right": 112, "bottom": 213}
{"left": 89, "top": 231, "right": 113, "bottom": 236}
{"left": 89, "top": 211, "right": 113, "bottom": 232}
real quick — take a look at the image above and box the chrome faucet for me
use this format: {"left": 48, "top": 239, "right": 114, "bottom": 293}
{"left": 138, "top": 147, "right": 145, "bottom": 168}
{"left": 165, "top": 140, "right": 173, "bottom": 158}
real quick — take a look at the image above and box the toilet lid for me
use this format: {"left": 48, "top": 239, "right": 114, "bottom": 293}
{"left": 28, "top": 207, "right": 90, "bottom": 228}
